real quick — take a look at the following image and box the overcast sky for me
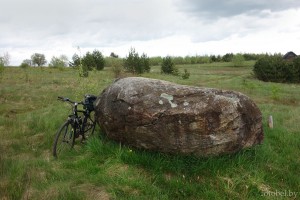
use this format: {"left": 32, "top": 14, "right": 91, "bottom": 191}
{"left": 1, "top": 0, "right": 300, "bottom": 65}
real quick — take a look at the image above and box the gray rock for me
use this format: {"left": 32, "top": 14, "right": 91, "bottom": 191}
{"left": 95, "top": 77, "right": 263, "bottom": 156}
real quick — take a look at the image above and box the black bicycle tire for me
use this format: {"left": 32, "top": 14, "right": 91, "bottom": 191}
{"left": 52, "top": 120, "right": 75, "bottom": 157}
{"left": 83, "top": 113, "right": 96, "bottom": 139}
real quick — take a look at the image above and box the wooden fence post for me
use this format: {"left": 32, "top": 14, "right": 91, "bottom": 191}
{"left": 268, "top": 115, "right": 273, "bottom": 129}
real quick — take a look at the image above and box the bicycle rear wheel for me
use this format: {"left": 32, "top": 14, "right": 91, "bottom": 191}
{"left": 52, "top": 121, "right": 75, "bottom": 157}
{"left": 83, "top": 113, "right": 96, "bottom": 140}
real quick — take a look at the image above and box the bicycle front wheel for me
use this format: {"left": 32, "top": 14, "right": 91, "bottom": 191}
{"left": 52, "top": 121, "right": 75, "bottom": 157}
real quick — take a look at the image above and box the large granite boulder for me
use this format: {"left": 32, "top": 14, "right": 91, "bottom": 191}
{"left": 95, "top": 77, "right": 263, "bottom": 156}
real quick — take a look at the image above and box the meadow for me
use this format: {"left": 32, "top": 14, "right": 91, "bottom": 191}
{"left": 0, "top": 62, "right": 299, "bottom": 199}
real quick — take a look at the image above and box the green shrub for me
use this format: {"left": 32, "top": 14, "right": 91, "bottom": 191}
{"left": 81, "top": 52, "right": 95, "bottom": 71}
{"left": 222, "top": 53, "right": 234, "bottom": 62}
{"left": 20, "top": 62, "right": 30, "bottom": 69}
{"left": 253, "top": 55, "right": 300, "bottom": 83}
{"left": 140, "top": 53, "right": 150, "bottom": 73}
{"left": 182, "top": 69, "right": 190, "bottom": 79}
{"left": 79, "top": 64, "right": 89, "bottom": 77}
{"left": 91, "top": 50, "right": 105, "bottom": 70}
{"left": 271, "top": 85, "right": 281, "bottom": 100}
{"left": 124, "top": 48, "right": 150, "bottom": 74}
{"left": 161, "top": 56, "right": 178, "bottom": 75}
{"left": 20, "top": 62, "right": 30, "bottom": 82}
{"left": 48, "top": 55, "right": 68, "bottom": 70}
{"left": 81, "top": 50, "right": 105, "bottom": 71}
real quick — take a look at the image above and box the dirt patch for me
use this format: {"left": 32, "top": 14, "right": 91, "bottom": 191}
{"left": 106, "top": 163, "right": 129, "bottom": 177}
{"left": 21, "top": 187, "right": 38, "bottom": 200}
{"left": 76, "top": 184, "right": 110, "bottom": 200}
{"left": 27, "top": 133, "right": 45, "bottom": 146}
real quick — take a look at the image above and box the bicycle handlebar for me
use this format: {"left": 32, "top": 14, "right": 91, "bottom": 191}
{"left": 57, "top": 96, "right": 83, "bottom": 105}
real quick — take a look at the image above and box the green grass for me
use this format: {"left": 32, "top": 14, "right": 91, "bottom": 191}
{"left": 0, "top": 63, "right": 299, "bottom": 199}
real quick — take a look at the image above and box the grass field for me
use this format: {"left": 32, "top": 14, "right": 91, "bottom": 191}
{"left": 0, "top": 62, "right": 299, "bottom": 199}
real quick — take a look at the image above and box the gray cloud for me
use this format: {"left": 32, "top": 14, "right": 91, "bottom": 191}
{"left": 0, "top": 0, "right": 299, "bottom": 65}
{"left": 0, "top": 0, "right": 179, "bottom": 48}
{"left": 173, "top": 0, "right": 300, "bottom": 43}
{"left": 178, "top": 0, "right": 300, "bottom": 19}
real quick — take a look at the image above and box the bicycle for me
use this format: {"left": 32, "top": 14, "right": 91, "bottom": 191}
{"left": 52, "top": 94, "right": 97, "bottom": 157}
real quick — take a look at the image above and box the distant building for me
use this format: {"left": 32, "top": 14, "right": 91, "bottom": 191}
{"left": 283, "top": 51, "right": 297, "bottom": 60}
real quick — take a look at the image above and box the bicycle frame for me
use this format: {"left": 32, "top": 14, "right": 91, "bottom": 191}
{"left": 58, "top": 96, "right": 95, "bottom": 139}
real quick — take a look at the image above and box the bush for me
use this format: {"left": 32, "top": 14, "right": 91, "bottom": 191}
{"left": 22, "top": 59, "right": 32, "bottom": 67}
{"left": 49, "top": 55, "right": 68, "bottom": 69}
{"left": 140, "top": 53, "right": 150, "bottom": 73}
{"left": 81, "top": 50, "right": 105, "bottom": 71}
{"left": 124, "top": 48, "right": 150, "bottom": 74}
{"left": 92, "top": 50, "right": 105, "bottom": 70}
{"left": 79, "top": 64, "right": 89, "bottom": 77}
{"left": 222, "top": 53, "right": 234, "bottom": 62}
{"left": 161, "top": 56, "right": 178, "bottom": 75}
{"left": 20, "top": 62, "right": 30, "bottom": 82}
{"left": 181, "top": 69, "right": 190, "bottom": 79}
{"left": 253, "top": 55, "right": 300, "bottom": 83}
{"left": 81, "top": 52, "right": 95, "bottom": 71}
{"left": 20, "top": 62, "right": 30, "bottom": 69}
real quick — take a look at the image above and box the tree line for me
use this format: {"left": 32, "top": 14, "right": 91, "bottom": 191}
{"left": 14, "top": 49, "right": 283, "bottom": 79}
{"left": 17, "top": 51, "right": 273, "bottom": 68}
{"left": 3, "top": 49, "right": 294, "bottom": 82}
